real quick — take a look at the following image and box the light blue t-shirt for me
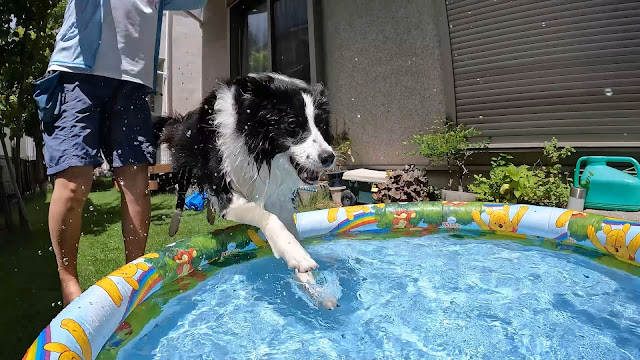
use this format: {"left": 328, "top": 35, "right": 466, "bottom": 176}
{"left": 50, "top": 0, "right": 160, "bottom": 89}
{"left": 47, "top": 0, "right": 207, "bottom": 90}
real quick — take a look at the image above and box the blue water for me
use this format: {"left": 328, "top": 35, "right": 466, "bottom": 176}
{"left": 119, "top": 235, "right": 640, "bottom": 360}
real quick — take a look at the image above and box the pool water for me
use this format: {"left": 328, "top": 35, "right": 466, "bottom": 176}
{"left": 119, "top": 234, "right": 640, "bottom": 359}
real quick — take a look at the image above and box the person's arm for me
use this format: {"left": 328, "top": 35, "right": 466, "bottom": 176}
{"left": 163, "top": 0, "right": 208, "bottom": 11}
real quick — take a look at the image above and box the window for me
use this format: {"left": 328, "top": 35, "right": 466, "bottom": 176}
{"left": 272, "top": 0, "right": 310, "bottom": 82}
{"left": 230, "top": 0, "right": 320, "bottom": 83}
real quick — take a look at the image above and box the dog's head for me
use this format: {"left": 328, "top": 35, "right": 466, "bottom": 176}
{"left": 227, "top": 73, "right": 335, "bottom": 185}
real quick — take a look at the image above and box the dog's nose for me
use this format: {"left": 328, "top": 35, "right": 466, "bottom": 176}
{"left": 319, "top": 151, "right": 335, "bottom": 168}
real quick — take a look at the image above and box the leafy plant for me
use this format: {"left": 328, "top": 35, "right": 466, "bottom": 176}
{"left": 406, "top": 120, "right": 489, "bottom": 191}
{"left": 373, "top": 165, "right": 438, "bottom": 203}
{"left": 469, "top": 138, "right": 576, "bottom": 208}
{"left": 332, "top": 131, "right": 354, "bottom": 171}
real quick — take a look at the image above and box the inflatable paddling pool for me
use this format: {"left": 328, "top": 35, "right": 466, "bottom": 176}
{"left": 23, "top": 201, "right": 640, "bottom": 359}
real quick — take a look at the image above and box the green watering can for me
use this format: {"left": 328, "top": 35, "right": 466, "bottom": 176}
{"left": 575, "top": 156, "right": 640, "bottom": 211}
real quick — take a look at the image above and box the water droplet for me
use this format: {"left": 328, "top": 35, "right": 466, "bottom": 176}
{"left": 542, "top": 22, "right": 546, "bottom": 27}
{"left": 355, "top": 58, "right": 358, "bottom": 61}
{"left": 89, "top": 205, "right": 94, "bottom": 211}
{"left": 38, "top": 250, "right": 42, "bottom": 255}
{"left": 63, "top": 258, "right": 69, "bottom": 265}
{"left": 118, "top": 150, "right": 122, "bottom": 154}
{"left": 186, "top": 130, "right": 191, "bottom": 137}
{"left": 51, "top": 303, "right": 55, "bottom": 307}
{"left": 49, "top": 246, "right": 53, "bottom": 251}
{"left": 479, "top": 115, "right": 483, "bottom": 119}
{"left": 162, "top": 215, "right": 167, "bottom": 220}
{"left": 246, "top": 109, "right": 251, "bottom": 113}
{"left": 604, "top": 88, "right": 613, "bottom": 96}
{"left": 58, "top": 301, "right": 62, "bottom": 306}
{"left": 357, "top": 114, "right": 361, "bottom": 118}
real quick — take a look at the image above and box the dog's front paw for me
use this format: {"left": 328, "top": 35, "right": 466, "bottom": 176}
{"left": 280, "top": 241, "right": 318, "bottom": 273}
{"left": 265, "top": 224, "right": 318, "bottom": 273}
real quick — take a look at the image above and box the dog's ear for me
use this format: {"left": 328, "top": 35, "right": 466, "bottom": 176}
{"left": 310, "top": 82, "right": 332, "bottom": 145}
{"left": 310, "top": 82, "right": 327, "bottom": 99}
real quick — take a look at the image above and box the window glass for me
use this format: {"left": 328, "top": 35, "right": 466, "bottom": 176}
{"left": 272, "top": 0, "right": 310, "bottom": 82}
{"left": 242, "top": 1, "right": 270, "bottom": 74}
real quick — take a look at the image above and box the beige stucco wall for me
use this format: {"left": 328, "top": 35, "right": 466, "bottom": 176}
{"left": 320, "top": 0, "right": 447, "bottom": 168}
{"left": 201, "top": 0, "right": 230, "bottom": 94}
{"left": 170, "top": 12, "right": 204, "bottom": 114}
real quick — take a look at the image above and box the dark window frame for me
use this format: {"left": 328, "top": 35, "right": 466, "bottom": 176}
{"left": 229, "top": 0, "right": 324, "bottom": 84}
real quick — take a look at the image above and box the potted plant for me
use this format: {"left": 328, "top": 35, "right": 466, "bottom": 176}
{"left": 406, "top": 120, "right": 489, "bottom": 201}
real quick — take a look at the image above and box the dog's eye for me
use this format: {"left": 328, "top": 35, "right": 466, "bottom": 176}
{"left": 285, "top": 119, "right": 297, "bottom": 131}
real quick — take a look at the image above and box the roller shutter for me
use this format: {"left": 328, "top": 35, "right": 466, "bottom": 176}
{"left": 446, "top": 0, "right": 640, "bottom": 147}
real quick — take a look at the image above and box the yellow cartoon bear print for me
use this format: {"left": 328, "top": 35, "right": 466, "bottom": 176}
{"left": 472, "top": 205, "right": 528, "bottom": 234}
{"left": 44, "top": 319, "right": 91, "bottom": 360}
{"left": 554, "top": 210, "right": 588, "bottom": 228}
{"left": 327, "top": 204, "right": 385, "bottom": 223}
{"left": 587, "top": 223, "right": 640, "bottom": 262}
{"left": 96, "top": 262, "right": 151, "bottom": 307}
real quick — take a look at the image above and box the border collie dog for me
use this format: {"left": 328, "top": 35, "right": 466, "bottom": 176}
{"left": 156, "top": 73, "right": 335, "bottom": 280}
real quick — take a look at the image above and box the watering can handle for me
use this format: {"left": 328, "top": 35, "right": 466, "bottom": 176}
{"left": 574, "top": 156, "right": 640, "bottom": 186}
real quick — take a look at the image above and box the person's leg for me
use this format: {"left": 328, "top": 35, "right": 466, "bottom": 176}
{"left": 105, "top": 81, "right": 156, "bottom": 262}
{"left": 49, "top": 166, "right": 94, "bottom": 305}
{"left": 41, "top": 73, "right": 109, "bottom": 306}
{"left": 114, "top": 165, "right": 150, "bottom": 262}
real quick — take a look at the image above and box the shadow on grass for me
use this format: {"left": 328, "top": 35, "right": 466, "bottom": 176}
{"left": 0, "top": 192, "right": 60, "bottom": 360}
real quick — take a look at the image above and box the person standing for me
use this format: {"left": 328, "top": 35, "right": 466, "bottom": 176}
{"left": 34, "top": 0, "right": 207, "bottom": 306}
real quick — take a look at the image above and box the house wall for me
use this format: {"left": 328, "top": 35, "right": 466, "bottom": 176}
{"left": 202, "top": 0, "right": 230, "bottom": 94}
{"left": 320, "top": 0, "right": 447, "bottom": 168}
{"left": 170, "top": 12, "right": 204, "bottom": 114}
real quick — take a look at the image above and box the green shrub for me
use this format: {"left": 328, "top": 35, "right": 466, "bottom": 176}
{"left": 406, "top": 120, "right": 489, "bottom": 191}
{"left": 469, "top": 138, "right": 575, "bottom": 208}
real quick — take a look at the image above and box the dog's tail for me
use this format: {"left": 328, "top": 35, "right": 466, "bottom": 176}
{"left": 152, "top": 113, "right": 182, "bottom": 145}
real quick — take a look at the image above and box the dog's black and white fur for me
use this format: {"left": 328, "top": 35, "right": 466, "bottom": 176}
{"left": 155, "top": 73, "right": 335, "bottom": 278}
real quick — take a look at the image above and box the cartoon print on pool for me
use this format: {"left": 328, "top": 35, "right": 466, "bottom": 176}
{"left": 247, "top": 228, "right": 267, "bottom": 247}
{"left": 587, "top": 223, "right": 640, "bottom": 261}
{"left": 392, "top": 209, "right": 416, "bottom": 229}
{"left": 174, "top": 248, "right": 197, "bottom": 276}
{"left": 472, "top": 205, "right": 529, "bottom": 234}
{"left": 327, "top": 204, "right": 385, "bottom": 223}
{"left": 96, "top": 262, "right": 151, "bottom": 307}
{"left": 43, "top": 318, "right": 91, "bottom": 360}
{"left": 555, "top": 210, "right": 588, "bottom": 228}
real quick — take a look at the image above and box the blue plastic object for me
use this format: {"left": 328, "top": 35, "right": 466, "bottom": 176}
{"left": 575, "top": 156, "right": 640, "bottom": 211}
{"left": 185, "top": 191, "right": 206, "bottom": 211}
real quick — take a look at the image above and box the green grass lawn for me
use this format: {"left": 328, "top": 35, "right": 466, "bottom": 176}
{"left": 0, "top": 188, "right": 234, "bottom": 359}
{"left": 0, "top": 185, "right": 334, "bottom": 359}
{"left": 75, "top": 189, "right": 235, "bottom": 288}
